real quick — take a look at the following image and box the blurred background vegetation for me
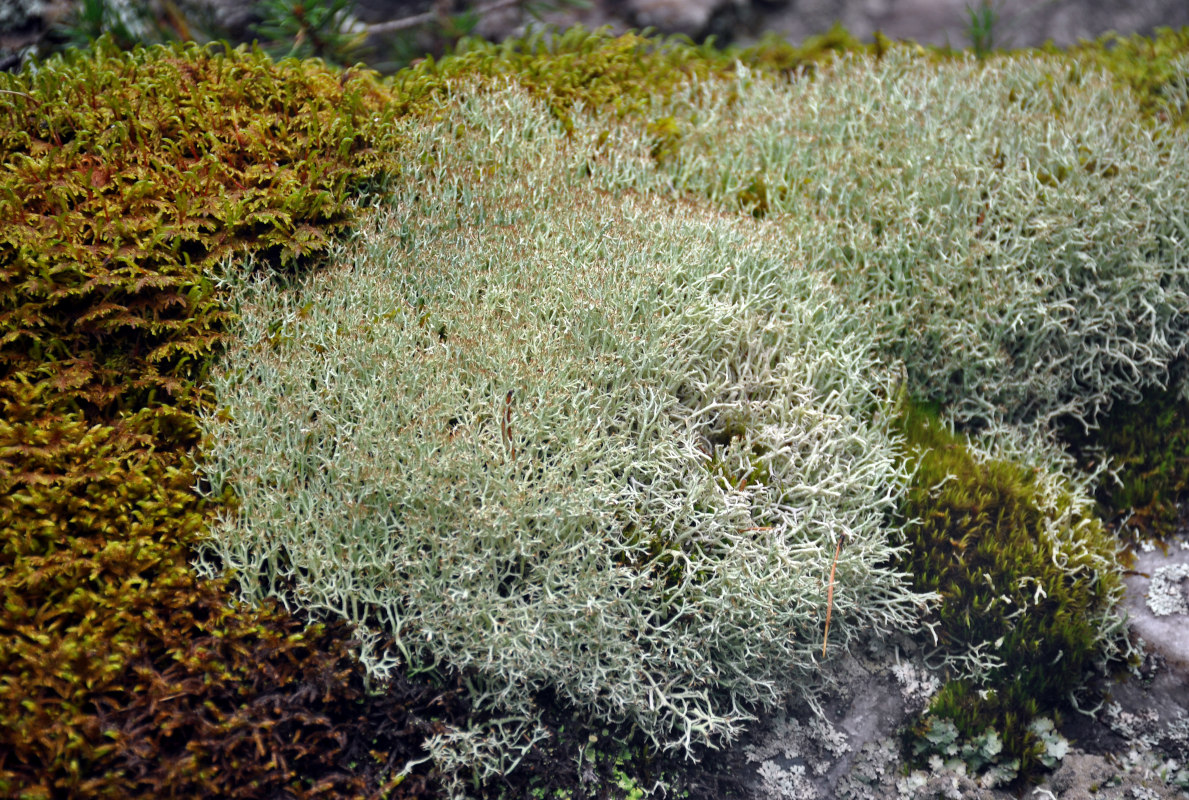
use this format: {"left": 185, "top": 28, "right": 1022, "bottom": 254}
{"left": 4, "top": 0, "right": 1189, "bottom": 78}
{"left": 0, "top": 0, "right": 595, "bottom": 72}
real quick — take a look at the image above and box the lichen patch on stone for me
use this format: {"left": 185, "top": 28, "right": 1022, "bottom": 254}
{"left": 1147, "top": 564, "right": 1189, "bottom": 617}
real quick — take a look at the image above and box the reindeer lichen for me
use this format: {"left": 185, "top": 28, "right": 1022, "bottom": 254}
{"left": 197, "top": 86, "right": 929, "bottom": 789}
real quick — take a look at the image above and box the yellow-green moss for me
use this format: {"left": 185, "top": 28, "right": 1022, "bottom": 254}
{"left": 896, "top": 403, "right": 1124, "bottom": 777}
{"left": 393, "top": 23, "right": 891, "bottom": 134}
{"left": 0, "top": 38, "right": 430, "bottom": 798}
{"left": 733, "top": 23, "right": 886, "bottom": 75}
{"left": 0, "top": 36, "right": 409, "bottom": 417}
{"left": 1056, "top": 27, "right": 1189, "bottom": 126}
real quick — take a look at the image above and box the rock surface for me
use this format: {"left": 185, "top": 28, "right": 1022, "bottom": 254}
{"left": 696, "top": 528, "right": 1189, "bottom": 799}
{"left": 735, "top": 0, "right": 1189, "bottom": 50}
{"left": 533, "top": 0, "right": 1189, "bottom": 50}
{"left": 1125, "top": 541, "right": 1189, "bottom": 679}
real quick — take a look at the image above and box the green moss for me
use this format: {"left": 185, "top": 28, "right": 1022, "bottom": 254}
{"left": 394, "top": 24, "right": 884, "bottom": 134}
{"left": 393, "top": 28, "right": 736, "bottom": 132}
{"left": 0, "top": 37, "right": 408, "bottom": 418}
{"left": 1066, "top": 384, "right": 1189, "bottom": 544}
{"left": 1056, "top": 27, "right": 1189, "bottom": 126}
{"left": 895, "top": 402, "right": 1124, "bottom": 778}
{"left": 645, "top": 116, "right": 683, "bottom": 165}
{"left": 733, "top": 23, "right": 880, "bottom": 76}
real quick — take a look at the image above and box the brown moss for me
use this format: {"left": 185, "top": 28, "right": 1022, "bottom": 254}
{"left": 0, "top": 39, "right": 434, "bottom": 798}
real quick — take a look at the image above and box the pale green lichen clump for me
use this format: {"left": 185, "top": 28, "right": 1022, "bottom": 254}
{"left": 605, "top": 50, "right": 1189, "bottom": 430}
{"left": 198, "top": 86, "right": 929, "bottom": 788}
{"left": 197, "top": 45, "right": 1189, "bottom": 793}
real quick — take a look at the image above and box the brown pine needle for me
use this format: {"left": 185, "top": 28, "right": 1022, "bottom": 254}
{"left": 822, "top": 534, "right": 844, "bottom": 658}
{"left": 502, "top": 390, "right": 516, "bottom": 461}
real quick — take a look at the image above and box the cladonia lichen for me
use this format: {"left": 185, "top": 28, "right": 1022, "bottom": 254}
{"left": 193, "top": 43, "right": 1189, "bottom": 793}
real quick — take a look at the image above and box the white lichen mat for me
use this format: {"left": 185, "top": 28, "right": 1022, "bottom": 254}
{"left": 196, "top": 51, "right": 1189, "bottom": 790}
{"left": 198, "top": 85, "right": 926, "bottom": 766}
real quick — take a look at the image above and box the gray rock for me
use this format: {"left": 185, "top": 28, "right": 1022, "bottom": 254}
{"left": 755, "top": 0, "right": 1189, "bottom": 50}
{"left": 711, "top": 569, "right": 1189, "bottom": 800}
{"left": 626, "top": 0, "right": 733, "bottom": 36}
{"left": 1124, "top": 539, "right": 1189, "bottom": 682}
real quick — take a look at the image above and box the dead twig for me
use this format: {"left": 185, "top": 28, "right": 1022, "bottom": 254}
{"left": 365, "top": 0, "right": 525, "bottom": 35}
{"left": 821, "top": 530, "right": 847, "bottom": 658}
